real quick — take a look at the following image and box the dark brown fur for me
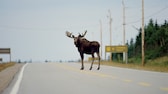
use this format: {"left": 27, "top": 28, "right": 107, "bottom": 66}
{"left": 66, "top": 31, "right": 100, "bottom": 70}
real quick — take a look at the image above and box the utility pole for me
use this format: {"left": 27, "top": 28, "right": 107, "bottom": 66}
{"left": 122, "top": 0, "right": 126, "bottom": 46}
{"left": 100, "top": 20, "right": 103, "bottom": 58}
{"left": 107, "top": 10, "right": 112, "bottom": 62}
{"left": 107, "top": 10, "right": 112, "bottom": 46}
{"left": 122, "top": 0, "right": 126, "bottom": 62}
{"left": 142, "top": 0, "right": 145, "bottom": 66}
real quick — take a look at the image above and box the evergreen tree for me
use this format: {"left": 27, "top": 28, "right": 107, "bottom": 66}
{"left": 128, "top": 19, "right": 168, "bottom": 61}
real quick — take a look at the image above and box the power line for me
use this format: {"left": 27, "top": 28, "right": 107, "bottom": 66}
{"left": 126, "top": 6, "right": 168, "bottom": 25}
{"left": 146, "top": 6, "right": 168, "bottom": 18}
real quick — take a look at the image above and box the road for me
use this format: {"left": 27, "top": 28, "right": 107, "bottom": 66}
{"left": 2, "top": 62, "right": 168, "bottom": 94}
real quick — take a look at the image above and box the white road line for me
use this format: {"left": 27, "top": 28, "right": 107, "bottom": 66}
{"left": 9, "top": 63, "right": 28, "bottom": 94}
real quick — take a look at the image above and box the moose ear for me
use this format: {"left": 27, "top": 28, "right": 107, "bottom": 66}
{"left": 72, "top": 35, "right": 75, "bottom": 38}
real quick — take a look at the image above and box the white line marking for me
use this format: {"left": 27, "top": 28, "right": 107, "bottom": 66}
{"left": 10, "top": 63, "right": 28, "bottom": 94}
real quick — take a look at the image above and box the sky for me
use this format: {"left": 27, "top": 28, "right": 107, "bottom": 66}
{"left": 0, "top": 0, "right": 168, "bottom": 62}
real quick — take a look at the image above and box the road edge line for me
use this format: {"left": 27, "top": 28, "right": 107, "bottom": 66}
{"left": 9, "top": 63, "right": 28, "bottom": 94}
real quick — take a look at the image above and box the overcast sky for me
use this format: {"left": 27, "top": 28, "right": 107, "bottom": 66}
{"left": 0, "top": 0, "right": 168, "bottom": 62}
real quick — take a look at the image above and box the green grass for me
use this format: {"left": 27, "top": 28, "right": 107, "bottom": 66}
{"left": 146, "top": 56, "right": 168, "bottom": 66}
{"left": 0, "top": 62, "right": 15, "bottom": 72}
{"left": 100, "top": 56, "right": 168, "bottom": 72}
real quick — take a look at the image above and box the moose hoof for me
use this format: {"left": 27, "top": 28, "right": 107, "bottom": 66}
{"left": 80, "top": 67, "right": 84, "bottom": 70}
{"left": 89, "top": 67, "right": 92, "bottom": 70}
{"left": 97, "top": 67, "right": 100, "bottom": 70}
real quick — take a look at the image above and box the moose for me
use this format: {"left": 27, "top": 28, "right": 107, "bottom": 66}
{"left": 66, "top": 30, "right": 100, "bottom": 70}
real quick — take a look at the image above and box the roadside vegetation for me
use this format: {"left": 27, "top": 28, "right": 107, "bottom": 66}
{"left": 0, "top": 62, "right": 15, "bottom": 72}
{"left": 103, "top": 19, "right": 168, "bottom": 72}
{"left": 127, "top": 19, "right": 168, "bottom": 61}
{"left": 101, "top": 56, "right": 168, "bottom": 72}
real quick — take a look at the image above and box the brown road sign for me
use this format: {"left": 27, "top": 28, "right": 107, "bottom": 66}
{"left": 0, "top": 48, "right": 10, "bottom": 54}
{"left": 0, "top": 48, "right": 11, "bottom": 62}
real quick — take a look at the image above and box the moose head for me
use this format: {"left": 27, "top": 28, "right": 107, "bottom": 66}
{"left": 66, "top": 30, "right": 100, "bottom": 70}
{"left": 66, "top": 30, "right": 87, "bottom": 47}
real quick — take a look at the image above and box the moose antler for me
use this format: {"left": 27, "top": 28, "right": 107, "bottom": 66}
{"left": 66, "top": 31, "right": 74, "bottom": 38}
{"left": 79, "top": 30, "right": 87, "bottom": 37}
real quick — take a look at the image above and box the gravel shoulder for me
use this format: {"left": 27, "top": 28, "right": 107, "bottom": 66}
{"left": 0, "top": 63, "right": 24, "bottom": 94}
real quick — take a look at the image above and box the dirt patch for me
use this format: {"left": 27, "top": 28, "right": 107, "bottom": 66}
{"left": 0, "top": 63, "right": 24, "bottom": 94}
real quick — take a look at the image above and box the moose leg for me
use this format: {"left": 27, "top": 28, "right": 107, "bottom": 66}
{"left": 96, "top": 52, "right": 100, "bottom": 70}
{"left": 90, "top": 53, "right": 94, "bottom": 70}
{"left": 80, "top": 53, "right": 84, "bottom": 70}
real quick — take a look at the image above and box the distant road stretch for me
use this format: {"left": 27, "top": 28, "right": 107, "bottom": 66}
{"left": 3, "top": 63, "right": 168, "bottom": 94}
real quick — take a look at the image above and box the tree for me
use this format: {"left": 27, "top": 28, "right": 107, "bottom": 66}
{"left": 128, "top": 38, "right": 135, "bottom": 58}
{"left": 128, "top": 19, "right": 168, "bottom": 61}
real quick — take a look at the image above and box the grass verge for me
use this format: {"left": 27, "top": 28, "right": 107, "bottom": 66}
{"left": 0, "top": 62, "right": 15, "bottom": 72}
{"left": 99, "top": 56, "right": 168, "bottom": 72}
{"left": 101, "top": 61, "right": 168, "bottom": 72}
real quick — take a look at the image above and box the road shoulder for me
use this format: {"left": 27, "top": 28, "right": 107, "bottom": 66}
{"left": 0, "top": 63, "right": 24, "bottom": 94}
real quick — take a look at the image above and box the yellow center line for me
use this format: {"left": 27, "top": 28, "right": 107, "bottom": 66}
{"left": 56, "top": 63, "right": 117, "bottom": 79}
{"left": 160, "top": 87, "right": 168, "bottom": 92}
{"left": 53, "top": 63, "right": 168, "bottom": 92}
{"left": 122, "top": 79, "right": 132, "bottom": 83}
{"left": 138, "top": 82, "right": 151, "bottom": 87}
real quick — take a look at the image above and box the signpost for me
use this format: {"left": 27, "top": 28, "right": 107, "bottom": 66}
{"left": 105, "top": 45, "right": 128, "bottom": 64}
{"left": 0, "top": 48, "right": 11, "bottom": 62}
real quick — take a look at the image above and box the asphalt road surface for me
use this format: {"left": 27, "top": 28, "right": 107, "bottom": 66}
{"left": 3, "top": 62, "right": 168, "bottom": 94}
